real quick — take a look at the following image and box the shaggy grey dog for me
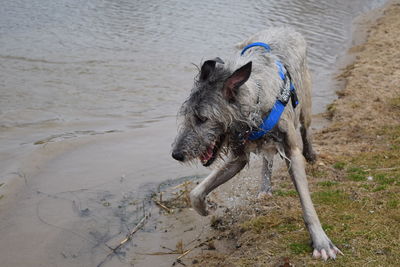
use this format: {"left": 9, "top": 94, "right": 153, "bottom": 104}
{"left": 172, "top": 27, "right": 342, "bottom": 260}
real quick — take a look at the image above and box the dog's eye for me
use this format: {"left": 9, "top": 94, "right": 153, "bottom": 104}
{"left": 195, "top": 115, "right": 208, "bottom": 124}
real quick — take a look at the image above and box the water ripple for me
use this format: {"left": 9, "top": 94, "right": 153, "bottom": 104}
{"left": 0, "top": 0, "right": 387, "bottom": 129}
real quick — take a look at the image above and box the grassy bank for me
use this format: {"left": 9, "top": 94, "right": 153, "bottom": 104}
{"left": 188, "top": 1, "right": 400, "bottom": 266}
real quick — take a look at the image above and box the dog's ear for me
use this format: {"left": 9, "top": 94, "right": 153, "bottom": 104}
{"left": 222, "top": 61, "right": 252, "bottom": 101}
{"left": 200, "top": 57, "right": 224, "bottom": 81}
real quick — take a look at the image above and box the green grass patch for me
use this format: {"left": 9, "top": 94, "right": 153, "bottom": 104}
{"left": 347, "top": 166, "right": 366, "bottom": 174}
{"left": 375, "top": 173, "right": 396, "bottom": 185}
{"left": 274, "top": 189, "right": 298, "bottom": 197}
{"left": 387, "top": 199, "right": 399, "bottom": 209}
{"left": 312, "top": 190, "right": 348, "bottom": 205}
{"left": 317, "top": 181, "right": 339, "bottom": 187}
{"left": 289, "top": 242, "right": 312, "bottom": 254}
{"left": 347, "top": 173, "right": 366, "bottom": 181}
{"left": 333, "top": 161, "right": 346, "bottom": 170}
{"left": 372, "top": 185, "right": 387, "bottom": 192}
{"left": 389, "top": 97, "right": 400, "bottom": 110}
{"left": 322, "top": 223, "right": 334, "bottom": 233}
{"left": 347, "top": 166, "right": 367, "bottom": 181}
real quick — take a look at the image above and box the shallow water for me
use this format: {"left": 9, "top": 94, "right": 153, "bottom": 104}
{"left": 0, "top": 0, "right": 386, "bottom": 266}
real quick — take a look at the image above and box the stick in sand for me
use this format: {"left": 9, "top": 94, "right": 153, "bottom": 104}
{"left": 153, "top": 199, "right": 173, "bottom": 213}
{"left": 111, "top": 213, "right": 149, "bottom": 252}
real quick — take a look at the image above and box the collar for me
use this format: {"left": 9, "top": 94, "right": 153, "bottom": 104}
{"left": 240, "top": 42, "right": 299, "bottom": 141}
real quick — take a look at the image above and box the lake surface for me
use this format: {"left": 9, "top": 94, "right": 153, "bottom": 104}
{"left": 0, "top": 0, "right": 386, "bottom": 266}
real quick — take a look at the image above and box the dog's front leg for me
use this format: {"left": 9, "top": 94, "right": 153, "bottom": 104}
{"left": 284, "top": 127, "right": 342, "bottom": 260}
{"left": 190, "top": 156, "right": 247, "bottom": 216}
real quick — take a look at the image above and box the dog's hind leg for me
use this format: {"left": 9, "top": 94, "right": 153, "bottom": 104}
{"left": 300, "top": 119, "right": 316, "bottom": 163}
{"left": 190, "top": 155, "right": 248, "bottom": 216}
{"left": 299, "top": 66, "right": 316, "bottom": 163}
{"left": 258, "top": 154, "right": 274, "bottom": 198}
{"left": 299, "top": 94, "right": 316, "bottom": 163}
{"left": 283, "top": 124, "right": 342, "bottom": 260}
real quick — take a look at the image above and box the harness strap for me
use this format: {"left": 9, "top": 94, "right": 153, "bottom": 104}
{"left": 241, "top": 42, "right": 299, "bottom": 141}
{"left": 247, "top": 100, "right": 286, "bottom": 140}
{"left": 241, "top": 42, "right": 271, "bottom": 55}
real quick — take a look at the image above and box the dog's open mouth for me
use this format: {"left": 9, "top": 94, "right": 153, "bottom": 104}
{"left": 199, "top": 135, "right": 225, "bottom": 167}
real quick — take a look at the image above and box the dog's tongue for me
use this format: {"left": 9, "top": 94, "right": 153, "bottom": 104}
{"left": 200, "top": 146, "right": 214, "bottom": 163}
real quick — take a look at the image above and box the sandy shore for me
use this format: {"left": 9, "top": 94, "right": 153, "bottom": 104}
{"left": 154, "top": 1, "right": 400, "bottom": 266}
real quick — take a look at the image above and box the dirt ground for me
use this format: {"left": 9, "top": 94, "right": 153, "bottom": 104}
{"left": 152, "top": 1, "right": 400, "bottom": 266}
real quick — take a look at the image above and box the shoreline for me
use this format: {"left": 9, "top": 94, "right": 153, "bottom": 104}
{"left": 154, "top": 1, "right": 400, "bottom": 266}
{"left": 311, "top": 0, "right": 389, "bottom": 130}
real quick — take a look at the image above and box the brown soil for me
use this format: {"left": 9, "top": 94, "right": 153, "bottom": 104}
{"left": 152, "top": 1, "right": 400, "bottom": 266}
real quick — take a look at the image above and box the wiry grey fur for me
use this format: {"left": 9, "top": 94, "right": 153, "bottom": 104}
{"left": 172, "top": 27, "right": 342, "bottom": 260}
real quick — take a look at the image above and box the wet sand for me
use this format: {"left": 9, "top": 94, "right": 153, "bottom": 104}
{"left": 0, "top": 118, "right": 206, "bottom": 267}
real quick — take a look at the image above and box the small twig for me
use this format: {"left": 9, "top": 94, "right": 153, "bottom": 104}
{"left": 97, "top": 213, "right": 150, "bottom": 267}
{"left": 177, "top": 248, "right": 194, "bottom": 260}
{"left": 170, "top": 190, "right": 186, "bottom": 202}
{"left": 141, "top": 251, "right": 181, "bottom": 256}
{"left": 185, "top": 225, "right": 205, "bottom": 247}
{"left": 111, "top": 213, "right": 149, "bottom": 252}
{"left": 172, "top": 181, "right": 192, "bottom": 190}
{"left": 175, "top": 236, "right": 217, "bottom": 261}
{"left": 161, "top": 245, "right": 177, "bottom": 252}
{"left": 176, "top": 259, "right": 187, "bottom": 266}
{"left": 153, "top": 199, "right": 173, "bottom": 213}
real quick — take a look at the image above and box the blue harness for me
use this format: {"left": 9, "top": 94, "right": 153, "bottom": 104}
{"left": 241, "top": 42, "right": 299, "bottom": 141}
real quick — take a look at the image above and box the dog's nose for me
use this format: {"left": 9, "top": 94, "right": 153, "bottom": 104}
{"left": 172, "top": 151, "right": 185, "bottom": 162}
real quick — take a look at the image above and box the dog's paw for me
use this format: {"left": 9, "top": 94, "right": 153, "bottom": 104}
{"left": 189, "top": 189, "right": 208, "bottom": 216}
{"left": 312, "top": 234, "right": 343, "bottom": 261}
{"left": 304, "top": 150, "right": 317, "bottom": 164}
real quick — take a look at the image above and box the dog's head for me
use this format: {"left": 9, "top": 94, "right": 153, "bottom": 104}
{"left": 172, "top": 58, "right": 252, "bottom": 166}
